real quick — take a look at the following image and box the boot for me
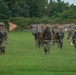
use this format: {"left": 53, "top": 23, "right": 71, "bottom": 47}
{"left": 0, "top": 48, "right": 2, "bottom": 55}
{"left": 44, "top": 48, "right": 47, "bottom": 54}
{"left": 1, "top": 47, "right": 5, "bottom": 54}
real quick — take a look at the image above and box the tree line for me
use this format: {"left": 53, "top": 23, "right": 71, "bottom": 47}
{"left": 0, "top": 0, "right": 76, "bottom": 30}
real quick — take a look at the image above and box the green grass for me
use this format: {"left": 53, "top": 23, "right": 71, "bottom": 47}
{"left": 0, "top": 31, "right": 76, "bottom": 75}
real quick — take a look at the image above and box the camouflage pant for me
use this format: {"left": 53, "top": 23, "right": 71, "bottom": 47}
{"left": 35, "top": 39, "right": 41, "bottom": 47}
{"left": 73, "top": 39, "right": 76, "bottom": 50}
{"left": 57, "top": 39, "right": 63, "bottom": 49}
{"left": 0, "top": 40, "right": 6, "bottom": 54}
{"left": 43, "top": 40, "right": 50, "bottom": 54}
{"left": 0, "top": 47, "right": 5, "bottom": 54}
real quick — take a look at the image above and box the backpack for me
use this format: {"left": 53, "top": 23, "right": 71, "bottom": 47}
{"left": 0, "top": 32, "right": 3, "bottom": 42}
{"left": 40, "top": 31, "right": 44, "bottom": 40}
{"left": 44, "top": 29, "right": 51, "bottom": 40}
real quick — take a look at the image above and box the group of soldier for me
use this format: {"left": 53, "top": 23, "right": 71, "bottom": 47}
{"left": 0, "top": 22, "right": 76, "bottom": 55}
{"left": 0, "top": 22, "right": 8, "bottom": 55}
{"left": 32, "top": 24, "right": 76, "bottom": 54}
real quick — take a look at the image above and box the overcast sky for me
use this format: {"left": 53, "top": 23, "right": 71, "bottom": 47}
{"left": 51, "top": 0, "right": 76, "bottom": 5}
{"left": 62, "top": 0, "right": 76, "bottom": 5}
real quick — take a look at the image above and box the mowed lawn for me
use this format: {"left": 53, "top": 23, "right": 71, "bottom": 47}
{"left": 0, "top": 31, "right": 76, "bottom": 75}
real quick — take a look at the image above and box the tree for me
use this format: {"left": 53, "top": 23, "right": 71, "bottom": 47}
{"left": 26, "top": 0, "right": 47, "bottom": 17}
{"left": 0, "top": 0, "right": 11, "bottom": 20}
{"left": 69, "top": 4, "right": 76, "bottom": 19}
{"left": 47, "top": 0, "right": 69, "bottom": 17}
{"left": 3, "top": 0, "right": 29, "bottom": 17}
{"left": 11, "top": 0, "right": 29, "bottom": 17}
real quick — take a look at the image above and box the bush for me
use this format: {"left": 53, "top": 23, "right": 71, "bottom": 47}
{"left": 41, "top": 16, "right": 51, "bottom": 24}
{"left": 10, "top": 17, "right": 31, "bottom": 30}
{"left": 9, "top": 16, "right": 76, "bottom": 31}
{"left": 30, "top": 17, "right": 41, "bottom": 24}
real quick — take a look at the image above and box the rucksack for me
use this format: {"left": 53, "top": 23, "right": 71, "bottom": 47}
{"left": 40, "top": 31, "right": 44, "bottom": 40}
{"left": 0, "top": 32, "right": 3, "bottom": 42}
{"left": 44, "top": 29, "right": 51, "bottom": 40}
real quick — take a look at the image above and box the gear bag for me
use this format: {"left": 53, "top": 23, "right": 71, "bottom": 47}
{"left": 0, "top": 32, "right": 3, "bottom": 42}
{"left": 44, "top": 29, "right": 51, "bottom": 40}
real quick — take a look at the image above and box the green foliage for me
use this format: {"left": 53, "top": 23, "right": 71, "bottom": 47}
{"left": 10, "top": 17, "right": 52, "bottom": 30}
{"left": 61, "top": 10, "right": 70, "bottom": 19}
{"left": 41, "top": 16, "right": 51, "bottom": 23}
{"left": 26, "top": 0, "right": 47, "bottom": 17}
{"left": 0, "top": 0, "right": 76, "bottom": 27}
{"left": 30, "top": 17, "right": 41, "bottom": 24}
{"left": 11, "top": 0, "right": 29, "bottom": 17}
{"left": 10, "top": 17, "right": 31, "bottom": 30}
{"left": 47, "top": 0, "right": 69, "bottom": 17}
{"left": 0, "top": 0, "right": 11, "bottom": 20}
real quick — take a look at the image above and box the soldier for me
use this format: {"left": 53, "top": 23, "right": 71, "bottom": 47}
{"left": 67, "top": 29, "right": 74, "bottom": 39}
{"left": 32, "top": 29, "right": 41, "bottom": 47}
{"left": 67, "top": 28, "right": 74, "bottom": 45}
{"left": 42, "top": 26, "right": 52, "bottom": 54}
{"left": 71, "top": 28, "right": 76, "bottom": 50}
{"left": 52, "top": 25, "right": 58, "bottom": 44}
{"left": 0, "top": 22, "right": 8, "bottom": 54}
{"left": 56, "top": 27, "right": 64, "bottom": 49}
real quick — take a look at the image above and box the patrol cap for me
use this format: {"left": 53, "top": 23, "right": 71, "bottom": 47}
{"left": 0, "top": 22, "right": 5, "bottom": 27}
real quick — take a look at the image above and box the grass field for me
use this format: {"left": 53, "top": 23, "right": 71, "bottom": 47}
{"left": 0, "top": 31, "right": 76, "bottom": 75}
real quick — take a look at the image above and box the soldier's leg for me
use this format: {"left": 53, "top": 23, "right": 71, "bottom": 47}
{"left": 0, "top": 44, "right": 2, "bottom": 54}
{"left": 43, "top": 43, "right": 47, "bottom": 54}
{"left": 58, "top": 40, "right": 60, "bottom": 48}
{"left": 38, "top": 39, "right": 41, "bottom": 48}
{"left": 74, "top": 40, "right": 76, "bottom": 51}
{"left": 60, "top": 43, "right": 62, "bottom": 49}
{"left": 59, "top": 41, "right": 62, "bottom": 49}
{"left": 35, "top": 39, "right": 38, "bottom": 47}
{"left": 44, "top": 48, "right": 47, "bottom": 54}
{"left": 58, "top": 40, "right": 61, "bottom": 48}
{"left": 1, "top": 47, "right": 5, "bottom": 54}
{"left": 74, "top": 44, "right": 76, "bottom": 51}
{"left": 46, "top": 42, "right": 50, "bottom": 54}
{"left": 0, "top": 48, "right": 2, "bottom": 54}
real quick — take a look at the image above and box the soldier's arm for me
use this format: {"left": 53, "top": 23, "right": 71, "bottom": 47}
{"left": 5, "top": 30, "right": 8, "bottom": 44}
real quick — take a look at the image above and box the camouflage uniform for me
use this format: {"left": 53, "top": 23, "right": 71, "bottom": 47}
{"left": 32, "top": 30, "right": 41, "bottom": 47}
{"left": 42, "top": 27, "right": 52, "bottom": 54}
{"left": 56, "top": 28, "right": 64, "bottom": 49}
{"left": 67, "top": 29, "right": 74, "bottom": 39}
{"left": 0, "top": 23, "right": 8, "bottom": 54}
{"left": 72, "top": 30, "right": 76, "bottom": 50}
